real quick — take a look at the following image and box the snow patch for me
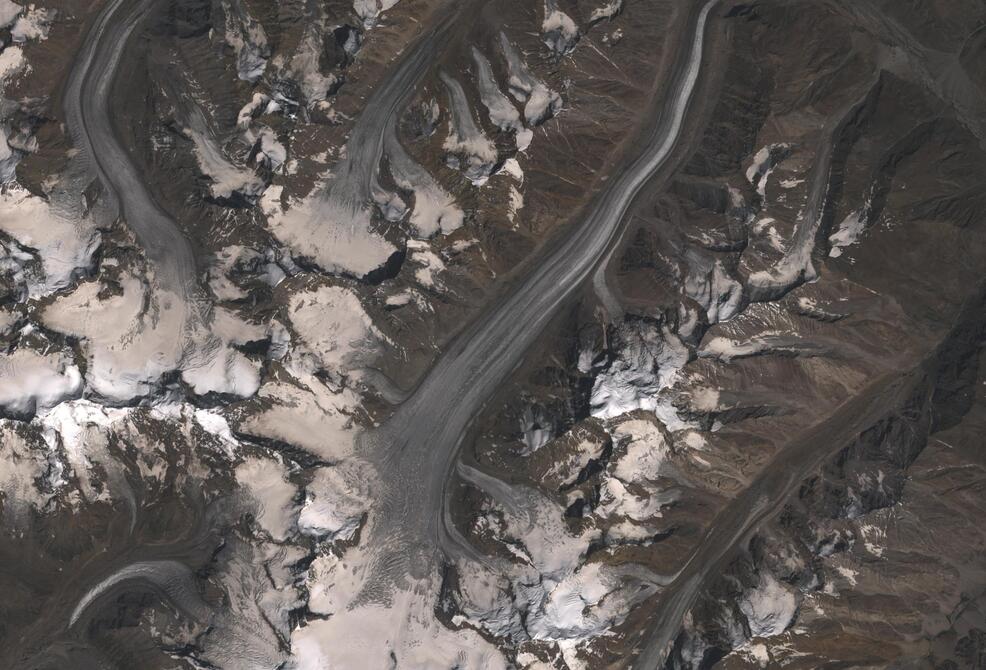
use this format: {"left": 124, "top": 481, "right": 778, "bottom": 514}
{"left": 829, "top": 207, "right": 867, "bottom": 258}
{"left": 406, "top": 239, "right": 446, "bottom": 288}
{"left": 745, "top": 144, "right": 790, "bottom": 199}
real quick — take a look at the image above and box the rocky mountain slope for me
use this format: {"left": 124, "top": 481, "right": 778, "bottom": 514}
{"left": 1, "top": 0, "right": 985, "bottom": 668}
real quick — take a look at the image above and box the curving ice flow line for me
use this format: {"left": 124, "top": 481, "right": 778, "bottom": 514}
{"left": 69, "top": 560, "right": 209, "bottom": 628}
{"left": 366, "top": 0, "right": 720, "bottom": 589}
{"left": 64, "top": 0, "right": 196, "bottom": 299}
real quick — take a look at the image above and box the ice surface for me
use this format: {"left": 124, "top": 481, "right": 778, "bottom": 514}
{"left": 202, "top": 538, "right": 304, "bottom": 668}
{"left": 611, "top": 419, "right": 669, "bottom": 484}
{"left": 207, "top": 244, "right": 287, "bottom": 301}
{"left": 0, "top": 0, "right": 20, "bottom": 28}
{"left": 471, "top": 47, "right": 531, "bottom": 151}
{"left": 262, "top": 184, "right": 398, "bottom": 278}
{"left": 0, "top": 347, "right": 81, "bottom": 417}
{"left": 42, "top": 272, "right": 258, "bottom": 403}
{"left": 286, "top": 20, "right": 340, "bottom": 105}
{"left": 589, "top": 0, "right": 622, "bottom": 24}
{"left": 542, "top": 0, "right": 580, "bottom": 55}
{"left": 440, "top": 72, "right": 498, "bottom": 184}
{"left": 10, "top": 4, "right": 50, "bottom": 43}
{"left": 180, "top": 340, "right": 261, "bottom": 398}
{"left": 739, "top": 573, "right": 798, "bottom": 638}
{"left": 238, "top": 378, "right": 362, "bottom": 462}
{"left": 459, "top": 481, "right": 657, "bottom": 653}
{"left": 290, "top": 549, "right": 506, "bottom": 669}
{"left": 683, "top": 254, "right": 744, "bottom": 323}
{"left": 298, "top": 463, "right": 368, "bottom": 541}
{"left": 498, "top": 32, "right": 562, "bottom": 125}
{"left": 185, "top": 108, "right": 265, "bottom": 202}
{"left": 0, "top": 308, "right": 19, "bottom": 336}
{"left": 0, "top": 125, "right": 19, "bottom": 183}
{"left": 0, "top": 186, "right": 99, "bottom": 294}
{"left": 590, "top": 322, "right": 690, "bottom": 424}
{"left": 221, "top": 0, "right": 269, "bottom": 82}
{"left": 384, "top": 121, "right": 464, "bottom": 238}
{"left": 286, "top": 284, "right": 386, "bottom": 372}
{"left": 353, "top": 0, "right": 400, "bottom": 27}
{"left": 39, "top": 399, "right": 132, "bottom": 502}
{"left": 235, "top": 456, "right": 298, "bottom": 542}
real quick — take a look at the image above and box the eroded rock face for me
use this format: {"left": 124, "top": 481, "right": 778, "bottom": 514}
{"left": 2, "top": 0, "right": 986, "bottom": 667}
